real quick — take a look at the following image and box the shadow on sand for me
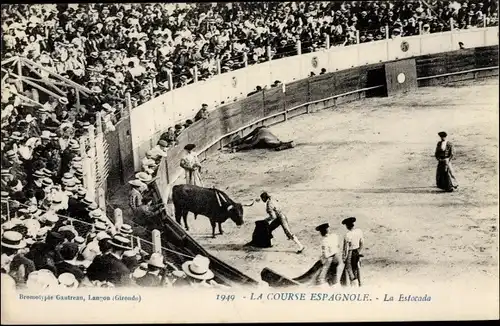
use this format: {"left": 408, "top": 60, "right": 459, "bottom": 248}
{"left": 283, "top": 187, "right": 444, "bottom": 194}
{"left": 205, "top": 243, "right": 296, "bottom": 253}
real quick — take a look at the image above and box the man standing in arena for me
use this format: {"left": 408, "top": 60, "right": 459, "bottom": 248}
{"left": 341, "top": 217, "right": 364, "bottom": 287}
{"left": 315, "top": 223, "right": 340, "bottom": 286}
{"left": 260, "top": 192, "right": 305, "bottom": 254}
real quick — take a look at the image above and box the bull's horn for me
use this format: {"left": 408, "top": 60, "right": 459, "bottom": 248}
{"left": 226, "top": 205, "right": 234, "bottom": 211}
{"left": 242, "top": 199, "right": 255, "bottom": 207}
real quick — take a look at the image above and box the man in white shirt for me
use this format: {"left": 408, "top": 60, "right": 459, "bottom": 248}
{"left": 341, "top": 217, "right": 364, "bottom": 287}
{"left": 315, "top": 223, "right": 340, "bottom": 286}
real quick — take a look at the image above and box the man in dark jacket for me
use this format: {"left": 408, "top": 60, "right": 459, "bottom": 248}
{"left": 86, "top": 235, "right": 132, "bottom": 287}
{"left": 136, "top": 253, "right": 165, "bottom": 287}
{"left": 55, "top": 242, "right": 86, "bottom": 282}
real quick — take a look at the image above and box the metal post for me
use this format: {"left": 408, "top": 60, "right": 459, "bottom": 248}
{"left": 216, "top": 59, "right": 221, "bottom": 74}
{"left": 149, "top": 79, "right": 154, "bottom": 96}
{"left": 450, "top": 18, "right": 454, "bottom": 31}
{"left": 267, "top": 45, "right": 272, "bottom": 61}
{"left": 356, "top": 30, "right": 360, "bottom": 44}
{"left": 16, "top": 59, "right": 23, "bottom": 93}
{"left": 296, "top": 40, "right": 302, "bottom": 55}
{"left": 98, "top": 187, "right": 106, "bottom": 210}
{"left": 419, "top": 21, "right": 423, "bottom": 35}
{"left": 484, "top": 17, "right": 487, "bottom": 28}
{"left": 125, "top": 92, "right": 132, "bottom": 112}
{"left": 193, "top": 65, "right": 198, "bottom": 82}
{"left": 76, "top": 89, "right": 81, "bottom": 109}
{"left": 243, "top": 52, "right": 248, "bottom": 67}
{"left": 152, "top": 229, "right": 162, "bottom": 254}
{"left": 167, "top": 71, "right": 173, "bottom": 90}
{"left": 325, "top": 34, "right": 330, "bottom": 49}
{"left": 95, "top": 111, "right": 103, "bottom": 134}
{"left": 385, "top": 25, "right": 390, "bottom": 39}
{"left": 114, "top": 208, "right": 123, "bottom": 229}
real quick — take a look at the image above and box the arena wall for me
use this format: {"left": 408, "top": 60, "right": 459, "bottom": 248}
{"left": 128, "top": 27, "right": 498, "bottom": 172}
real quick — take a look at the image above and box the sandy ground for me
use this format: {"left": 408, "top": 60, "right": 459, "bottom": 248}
{"left": 175, "top": 78, "right": 499, "bottom": 287}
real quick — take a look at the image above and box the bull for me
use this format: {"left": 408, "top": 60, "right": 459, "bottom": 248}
{"left": 172, "top": 184, "right": 254, "bottom": 237}
{"left": 229, "top": 126, "right": 295, "bottom": 152}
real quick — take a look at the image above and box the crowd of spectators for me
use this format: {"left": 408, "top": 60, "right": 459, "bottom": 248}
{"left": 1, "top": 1, "right": 499, "bottom": 289}
{"left": 2, "top": 2, "right": 498, "bottom": 110}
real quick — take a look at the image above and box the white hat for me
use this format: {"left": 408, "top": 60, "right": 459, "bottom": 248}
{"left": 147, "top": 253, "right": 166, "bottom": 268}
{"left": 109, "top": 235, "right": 132, "bottom": 251}
{"left": 1, "top": 231, "right": 27, "bottom": 249}
{"left": 25, "top": 114, "right": 36, "bottom": 123}
{"left": 135, "top": 172, "right": 152, "bottom": 183}
{"left": 132, "top": 263, "right": 148, "bottom": 278}
{"left": 119, "top": 224, "right": 133, "bottom": 235}
{"left": 27, "top": 269, "right": 59, "bottom": 290}
{"left": 181, "top": 255, "right": 214, "bottom": 280}
{"left": 96, "top": 231, "right": 111, "bottom": 241}
{"left": 128, "top": 179, "right": 146, "bottom": 187}
{"left": 58, "top": 273, "right": 79, "bottom": 288}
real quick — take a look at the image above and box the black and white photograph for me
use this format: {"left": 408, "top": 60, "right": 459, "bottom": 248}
{"left": 1, "top": 1, "right": 498, "bottom": 323}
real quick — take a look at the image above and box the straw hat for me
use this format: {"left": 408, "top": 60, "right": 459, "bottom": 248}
{"left": 89, "top": 209, "right": 105, "bottom": 220}
{"left": 96, "top": 231, "right": 111, "bottom": 241}
{"left": 33, "top": 170, "right": 45, "bottom": 178}
{"left": 58, "top": 97, "right": 69, "bottom": 105}
{"left": 109, "top": 235, "right": 132, "bottom": 251}
{"left": 41, "top": 211, "right": 59, "bottom": 224}
{"left": 58, "top": 273, "right": 79, "bottom": 288}
{"left": 181, "top": 255, "right": 214, "bottom": 280}
{"left": 41, "top": 177, "right": 54, "bottom": 187}
{"left": 119, "top": 224, "right": 133, "bottom": 235}
{"left": 132, "top": 263, "right": 148, "bottom": 278}
{"left": 147, "top": 253, "right": 166, "bottom": 268}
{"left": 128, "top": 179, "right": 146, "bottom": 187}
{"left": 135, "top": 172, "right": 152, "bottom": 183}
{"left": 94, "top": 221, "right": 107, "bottom": 232}
{"left": 1, "top": 231, "right": 27, "bottom": 249}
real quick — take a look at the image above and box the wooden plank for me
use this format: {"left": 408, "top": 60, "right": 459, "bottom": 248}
{"left": 309, "top": 73, "right": 335, "bottom": 102}
{"left": 241, "top": 91, "right": 265, "bottom": 125}
{"left": 22, "top": 58, "right": 93, "bottom": 95}
{"left": 218, "top": 102, "right": 243, "bottom": 135}
{"left": 284, "top": 79, "right": 309, "bottom": 110}
{"left": 263, "top": 86, "right": 285, "bottom": 117}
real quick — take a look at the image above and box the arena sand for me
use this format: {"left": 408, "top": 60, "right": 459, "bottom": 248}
{"left": 180, "top": 78, "right": 499, "bottom": 287}
{"left": 109, "top": 78, "right": 498, "bottom": 288}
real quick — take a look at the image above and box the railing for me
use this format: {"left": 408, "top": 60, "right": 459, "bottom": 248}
{"left": 129, "top": 27, "right": 499, "bottom": 169}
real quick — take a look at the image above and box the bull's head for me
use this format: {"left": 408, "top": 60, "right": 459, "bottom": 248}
{"left": 215, "top": 190, "right": 254, "bottom": 226}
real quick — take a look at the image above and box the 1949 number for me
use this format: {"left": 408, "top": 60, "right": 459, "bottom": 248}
{"left": 216, "top": 294, "right": 236, "bottom": 301}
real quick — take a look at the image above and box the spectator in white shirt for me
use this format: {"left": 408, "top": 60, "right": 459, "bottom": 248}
{"left": 315, "top": 223, "right": 341, "bottom": 286}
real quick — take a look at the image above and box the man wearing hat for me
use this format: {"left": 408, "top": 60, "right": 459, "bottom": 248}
{"left": 129, "top": 179, "right": 147, "bottom": 213}
{"left": 136, "top": 253, "right": 166, "bottom": 287}
{"left": 315, "top": 223, "right": 341, "bottom": 286}
{"left": 86, "top": 235, "right": 132, "bottom": 287}
{"left": 149, "top": 140, "right": 169, "bottom": 159}
{"left": 25, "top": 231, "right": 65, "bottom": 275}
{"left": 260, "top": 192, "right": 305, "bottom": 253}
{"left": 194, "top": 103, "right": 210, "bottom": 122}
{"left": 435, "top": 131, "right": 459, "bottom": 192}
{"left": 181, "top": 254, "right": 217, "bottom": 287}
{"left": 341, "top": 217, "right": 364, "bottom": 287}
{"left": 1, "top": 231, "right": 36, "bottom": 284}
{"left": 55, "top": 242, "right": 86, "bottom": 282}
{"left": 180, "top": 144, "right": 204, "bottom": 186}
